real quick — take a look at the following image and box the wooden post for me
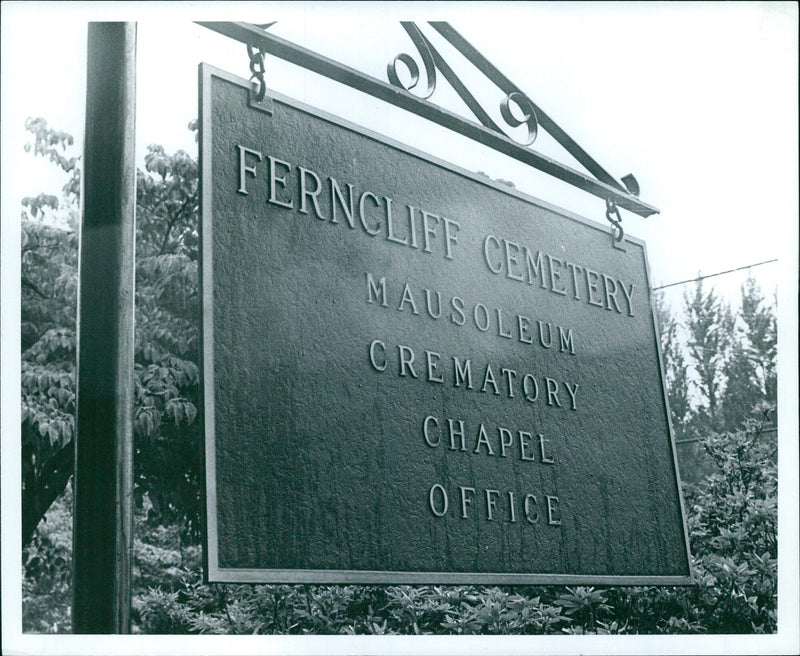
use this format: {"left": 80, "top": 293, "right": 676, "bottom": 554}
{"left": 72, "top": 22, "right": 137, "bottom": 634}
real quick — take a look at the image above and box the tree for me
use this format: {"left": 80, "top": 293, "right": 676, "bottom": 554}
{"left": 653, "top": 291, "right": 691, "bottom": 440}
{"left": 21, "top": 118, "right": 203, "bottom": 546}
{"left": 132, "top": 129, "right": 202, "bottom": 536}
{"left": 711, "top": 275, "right": 777, "bottom": 434}
{"left": 683, "top": 277, "right": 733, "bottom": 434}
{"left": 738, "top": 275, "right": 777, "bottom": 405}
{"left": 21, "top": 118, "right": 80, "bottom": 546}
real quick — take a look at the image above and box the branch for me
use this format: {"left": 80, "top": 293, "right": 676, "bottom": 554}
{"left": 22, "top": 277, "right": 50, "bottom": 299}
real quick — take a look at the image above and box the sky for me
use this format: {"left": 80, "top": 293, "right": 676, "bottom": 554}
{"left": 3, "top": 1, "right": 797, "bottom": 316}
{"left": 2, "top": 2, "right": 798, "bottom": 655}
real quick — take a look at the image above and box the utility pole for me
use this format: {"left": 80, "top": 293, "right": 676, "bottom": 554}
{"left": 72, "top": 22, "right": 137, "bottom": 634}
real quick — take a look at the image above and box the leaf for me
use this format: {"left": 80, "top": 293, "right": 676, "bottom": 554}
{"left": 185, "top": 403, "right": 197, "bottom": 425}
{"left": 49, "top": 422, "right": 59, "bottom": 446}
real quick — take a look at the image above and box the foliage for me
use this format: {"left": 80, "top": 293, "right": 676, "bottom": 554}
{"left": 683, "top": 277, "right": 734, "bottom": 434}
{"left": 20, "top": 118, "right": 80, "bottom": 546}
{"left": 22, "top": 484, "right": 73, "bottom": 633}
{"left": 654, "top": 291, "right": 691, "bottom": 440}
{"left": 133, "top": 126, "right": 202, "bottom": 537}
{"left": 20, "top": 118, "right": 203, "bottom": 547}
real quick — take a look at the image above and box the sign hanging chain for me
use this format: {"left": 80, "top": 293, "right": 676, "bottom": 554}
{"left": 247, "top": 44, "right": 267, "bottom": 102}
{"left": 605, "top": 198, "right": 624, "bottom": 243}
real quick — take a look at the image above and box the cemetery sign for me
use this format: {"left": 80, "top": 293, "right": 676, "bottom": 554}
{"left": 200, "top": 64, "right": 692, "bottom": 584}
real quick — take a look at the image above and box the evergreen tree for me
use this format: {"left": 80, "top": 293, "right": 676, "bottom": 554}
{"left": 739, "top": 275, "right": 777, "bottom": 405}
{"left": 683, "top": 277, "right": 733, "bottom": 434}
{"left": 653, "top": 291, "right": 691, "bottom": 440}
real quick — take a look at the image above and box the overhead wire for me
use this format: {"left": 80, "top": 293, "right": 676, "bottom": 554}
{"left": 651, "top": 258, "right": 778, "bottom": 291}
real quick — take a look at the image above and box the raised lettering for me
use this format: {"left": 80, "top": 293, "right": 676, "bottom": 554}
{"left": 365, "top": 273, "right": 388, "bottom": 307}
{"left": 453, "top": 357, "right": 473, "bottom": 389}
{"left": 620, "top": 281, "right": 636, "bottom": 317}
{"left": 368, "top": 339, "right": 386, "bottom": 371}
{"left": 474, "top": 424, "right": 495, "bottom": 455}
{"left": 523, "top": 374, "right": 539, "bottom": 402}
{"left": 547, "top": 255, "right": 567, "bottom": 295}
{"left": 485, "top": 489, "right": 500, "bottom": 521}
{"left": 564, "top": 381, "right": 579, "bottom": 410}
{"left": 298, "top": 166, "right": 325, "bottom": 218}
{"left": 538, "top": 320, "right": 553, "bottom": 349}
{"left": 559, "top": 326, "right": 575, "bottom": 354}
{"left": 566, "top": 261, "right": 583, "bottom": 299}
{"left": 236, "top": 145, "right": 262, "bottom": 195}
{"left": 602, "top": 274, "right": 622, "bottom": 313}
{"left": 268, "top": 155, "right": 293, "bottom": 209}
{"left": 421, "top": 210, "right": 439, "bottom": 253}
{"left": 496, "top": 308, "right": 512, "bottom": 339}
{"left": 397, "top": 283, "right": 420, "bottom": 315}
{"left": 448, "top": 419, "right": 466, "bottom": 451}
{"left": 424, "top": 289, "right": 442, "bottom": 319}
{"left": 429, "top": 484, "right": 448, "bottom": 517}
{"left": 546, "top": 495, "right": 561, "bottom": 525}
{"left": 426, "top": 350, "right": 444, "bottom": 383}
{"left": 525, "top": 248, "right": 547, "bottom": 288}
{"left": 483, "top": 234, "right": 503, "bottom": 274}
{"left": 508, "top": 491, "right": 517, "bottom": 522}
{"left": 398, "top": 344, "right": 417, "bottom": 378}
{"left": 459, "top": 486, "right": 475, "bottom": 519}
{"left": 545, "top": 378, "right": 562, "bottom": 407}
{"left": 450, "top": 296, "right": 466, "bottom": 326}
{"left": 519, "top": 431, "right": 535, "bottom": 461}
{"left": 442, "top": 216, "right": 460, "bottom": 260}
{"left": 501, "top": 368, "right": 517, "bottom": 398}
{"left": 358, "top": 191, "right": 381, "bottom": 235}
{"left": 423, "top": 416, "right": 440, "bottom": 447}
{"left": 480, "top": 364, "right": 500, "bottom": 395}
{"left": 329, "top": 178, "right": 355, "bottom": 227}
{"left": 518, "top": 314, "right": 533, "bottom": 344}
{"left": 524, "top": 495, "right": 539, "bottom": 524}
{"left": 385, "top": 196, "right": 408, "bottom": 245}
{"left": 473, "top": 303, "right": 490, "bottom": 332}
{"left": 499, "top": 427, "right": 514, "bottom": 457}
{"left": 585, "top": 268, "right": 604, "bottom": 307}
{"left": 505, "top": 239, "right": 524, "bottom": 281}
{"left": 538, "top": 433, "right": 554, "bottom": 464}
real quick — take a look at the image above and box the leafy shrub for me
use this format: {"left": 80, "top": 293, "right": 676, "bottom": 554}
{"left": 22, "top": 484, "right": 73, "bottom": 633}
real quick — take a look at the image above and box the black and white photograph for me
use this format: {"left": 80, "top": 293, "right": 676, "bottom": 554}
{"left": 2, "top": 2, "right": 797, "bottom": 655}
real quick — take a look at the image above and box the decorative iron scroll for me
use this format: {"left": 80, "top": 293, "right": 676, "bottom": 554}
{"left": 195, "top": 21, "right": 659, "bottom": 219}
{"left": 389, "top": 22, "right": 538, "bottom": 146}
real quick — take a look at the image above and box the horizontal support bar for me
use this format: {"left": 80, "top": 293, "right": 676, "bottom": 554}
{"left": 196, "top": 21, "right": 659, "bottom": 217}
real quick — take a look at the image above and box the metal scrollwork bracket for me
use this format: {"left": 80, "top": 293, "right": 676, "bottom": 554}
{"left": 195, "top": 20, "right": 660, "bottom": 219}
{"left": 388, "top": 22, "right": 539, "bottom": 147}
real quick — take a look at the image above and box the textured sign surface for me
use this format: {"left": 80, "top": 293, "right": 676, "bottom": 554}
{"left": 200, "top": 65, "right": 691, "bottom": 584}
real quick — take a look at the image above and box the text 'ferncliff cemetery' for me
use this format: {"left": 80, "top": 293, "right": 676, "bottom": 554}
{"left": 200, "top": 65, "right": 691, "bottom": 584}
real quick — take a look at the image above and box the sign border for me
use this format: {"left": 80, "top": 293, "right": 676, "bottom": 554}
{"left": 199, "top": 63, "right": 693, "bottom": 585}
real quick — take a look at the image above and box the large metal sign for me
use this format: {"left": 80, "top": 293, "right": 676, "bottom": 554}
{"left": 200, "top": 64, "right": 692, "bottom": 584}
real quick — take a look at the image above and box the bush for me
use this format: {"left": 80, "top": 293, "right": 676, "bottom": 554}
{"left": 22, "top": 483, "right": 73, "bottom": 633}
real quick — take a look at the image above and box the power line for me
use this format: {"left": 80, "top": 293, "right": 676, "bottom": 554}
{"left": 652, "top": 258, "right": 778, "bottom": 291}
{"left": 674, "top": 427, "right": 777, "bottom": 445}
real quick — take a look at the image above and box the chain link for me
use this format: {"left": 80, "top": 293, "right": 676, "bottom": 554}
{"left": 605, "top": 198, "right": 624, "bottom": 243}
{"left": 247, "top": 44, "right": 267, "bottom": 102}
